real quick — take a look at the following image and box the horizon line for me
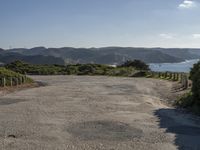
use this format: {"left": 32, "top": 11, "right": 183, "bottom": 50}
{"left": 2, "top": 46, "right": 200, "bottom": 50}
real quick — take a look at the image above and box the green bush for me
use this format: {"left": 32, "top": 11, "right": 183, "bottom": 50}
{"left": 176, "top": 61, "right": 200, "bottom": 114}
{"left": 5, "top": 60, "right": 147, "bottom": 77}
{"left": 78, "top": 64, "right": 96, "bottom": 75}
{"left": 0, "top": 67, "right": 33, "bottom": 86}
{"left": 6, "top": 61, "right": 65, "bottom": 75}
{"left": 176, "top": 92, "right": 200, "bottom": 114}
{"left": 132, "top": 71, "right": 147, "bottom": 77}
{"left": 119, "top": 60, "right": 150, "bottom": 70}
{"left": 176, "top": 92, "right": 194, "bottom": 108}
{"left": 190, "top": 61, "right": 200, "bottom": 107}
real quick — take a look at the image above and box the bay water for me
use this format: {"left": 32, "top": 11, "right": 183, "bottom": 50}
{"left": 149, "top": 59, "right": 199, "bottom": 73}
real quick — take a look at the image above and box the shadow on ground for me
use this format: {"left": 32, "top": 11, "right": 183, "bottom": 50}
{"left": 154, "top": 108, "right": 200, "bottom": 150}
{"left": 0, "top": 98, "right": 26, "bottom": 105}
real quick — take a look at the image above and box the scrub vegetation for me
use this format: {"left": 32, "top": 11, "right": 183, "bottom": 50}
{"left": 5, "top": 60, "right": 149, "bottom": 77}
{"left": 176, "top": 61, "right": 200, "bottom": 114}
{"left": 0, "top": 67, "right": 33, "bottom": 86}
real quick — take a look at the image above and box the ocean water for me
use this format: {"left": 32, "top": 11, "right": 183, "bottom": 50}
{"left": 149, "top": 59, "right": 199, "bottom": 73}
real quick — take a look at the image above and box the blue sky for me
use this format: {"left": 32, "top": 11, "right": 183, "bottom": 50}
{"left": 0, "top": 0, "right": 200, "bottom": 49}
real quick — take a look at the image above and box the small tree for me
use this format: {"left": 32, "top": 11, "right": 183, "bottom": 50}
{"left": 120, "top": 60, "right": 150, "bottom": 70}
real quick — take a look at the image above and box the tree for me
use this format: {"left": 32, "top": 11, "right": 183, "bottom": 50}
{"left": 120, "top": 60, "right": 150, "bottom": 70}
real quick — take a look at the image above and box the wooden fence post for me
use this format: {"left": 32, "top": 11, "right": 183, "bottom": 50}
{"left": 175, "top": 73, "right": 178, "bottom": 81}
{"left": 172, "top": 73, "right": 174, "bottom": 80}
{"left": 0, "top": 77, "right": 2, "bottom": 87}
{"left": 162, "top": 72, "right": 164, "bottom": 78}
{"left": 180, "top": 74, "right": 188, "bottom": 89}
{"left": 16, "top": 78, "right": 19, "bottom": 86}
{"left": 10, "top": 77, "right": 12, "bottom": 87}
{"left": 164, "top": 72, "right": 168, "bottom": 78}
{"left": 24, "top": 75, "right": 27, "bottom": 83}
{"left": 19, "top": 77, "right": 22, "bottom": 85}
{"left": 177, "top": 73, "right": 180, "bottom": 81}
{"left": 3, "top": 77, "right": 6, "bottom": 87}
{"left": 22, "top": 76, "right": 25, "bottom": 84}
{"left": 184, "top": 75, "right": 188, "bottom": 89}
{"left": 180, "top": 74, "right": 183, "bottom": 84}
{"left": 169, "top": 73, "right": 172, "bottom": 80}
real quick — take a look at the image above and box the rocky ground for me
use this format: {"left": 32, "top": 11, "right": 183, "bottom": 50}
{"left": 0, "top": 75, "right": 199, "bottom": 150}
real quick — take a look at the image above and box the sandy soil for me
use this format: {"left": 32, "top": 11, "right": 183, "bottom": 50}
{"left": 0, "top": 75, "right": 199, "bottom": 150}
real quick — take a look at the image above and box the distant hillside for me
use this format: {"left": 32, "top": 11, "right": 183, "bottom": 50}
{"left": 0, "top": 52, "right": 64, "bottom": 65}
{"left": 188, "top": 49, "right": 200, "bottom": 56}
{"left": 155, "top": 48, "right": 200, "bottom": 60}
{"left": 1, "top": 47, "right": 200, "bottom": 65}
{"left": 0, "top": 48, "right": 4, "bottom": 52}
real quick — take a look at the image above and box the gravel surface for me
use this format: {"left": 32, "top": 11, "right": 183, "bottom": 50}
{"left": 0, "top": 75, "right": 199, "bottom": 150}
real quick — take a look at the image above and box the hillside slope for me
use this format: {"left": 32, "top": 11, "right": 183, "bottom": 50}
{"left": 0, "top": 52, "right": 65, "bottom": 65}
{"left": 1, "top": 47, "right": 200, "bottom": 65}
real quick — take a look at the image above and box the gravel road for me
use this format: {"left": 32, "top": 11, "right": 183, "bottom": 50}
{"left": 0, "top": 75, "right": 199, "bottom": 150}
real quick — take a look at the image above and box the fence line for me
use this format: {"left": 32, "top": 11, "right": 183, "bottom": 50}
{"left": 148, "top": 71, "right": 190, "bottom": 90}
{"left": 0, "top": 76, "right": 27, "bottom": 87}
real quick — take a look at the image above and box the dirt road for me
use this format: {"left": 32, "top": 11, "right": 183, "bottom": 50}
{"left": 0, "top": 76, "right": 199, "bottom": 150}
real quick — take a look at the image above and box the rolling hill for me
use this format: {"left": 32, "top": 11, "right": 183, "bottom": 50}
{"left": 0, "top": 47, "right": 199, "bottom": 65}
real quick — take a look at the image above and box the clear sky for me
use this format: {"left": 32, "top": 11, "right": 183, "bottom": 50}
{"left": 0, "top": 0, "right": 200, "bottom": 49}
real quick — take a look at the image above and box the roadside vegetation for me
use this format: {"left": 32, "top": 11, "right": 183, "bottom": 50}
{"left": 0, "top": 67, "right": 33, "bottom": 87}
{"left": 176, "top": 61, "right": 200, "bottom": 114}
{"left": 5, "top": 60, "right": 150, "bottom": 77}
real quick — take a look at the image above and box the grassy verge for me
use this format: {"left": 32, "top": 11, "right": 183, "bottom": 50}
{"left": 0, "top": 67, "right": 33, "bottom": 86}
{"left": 175, "top": 92, "right": 200, "bottom": 115}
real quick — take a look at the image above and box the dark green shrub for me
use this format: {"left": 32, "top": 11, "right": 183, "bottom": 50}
{"left": 132, "top": 71, "right": 147, "bottom": 77}
{"left": 78, "top": 64, "right": 95, "bottom": 75}
{"left": 176, "top": 92, "right": 194, "bottom": 108}
{"left": 0, "top": 67, "right": 33, "bottom": 86}
{"left": 5, "top": 61, "right": 146, "bottom": 78}
{"left": 190, "top": 61, "right": 200, "bottom": 107}
{"left": 120, "top": 60, "right": 150, "bottom": 70}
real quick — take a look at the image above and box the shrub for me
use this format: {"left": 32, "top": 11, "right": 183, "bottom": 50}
{"left": 5, "top": 60, "right": 146, "bottom": 77}
{"left": 78, "top": 64, "right": 96, "bottom": 75}
{"left": 190, "top": 61, "right": 200, "bottom": 107}
{"left": 119, "top": 60, "right": 150, "bottom": 70}
{"left": 0, "top": 67, "right": 33, "bottom": 85}
{"left": 176, "top": 92, "right": 194, "bottom": 108}
{"left": 132, "top": 71, "right": 147, "bottom": 77}
{"left": 176, "top": 61, "right": 200, "bottom": 114}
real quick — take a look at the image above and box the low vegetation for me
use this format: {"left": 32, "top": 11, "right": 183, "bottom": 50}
{"left": 0, "top": 67, "right": 33, "bottom": 86}
{"left": 119, "top": 60, "right": 150, "bottom": 70}
{"left": 176, "top": 61, "right": 200, "bottom": 114}
{"left": 5, "top": 60, "right": 149, "bottom": 77}
{"left": 0, "top": 67, "right": 23, "bottom": 78}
